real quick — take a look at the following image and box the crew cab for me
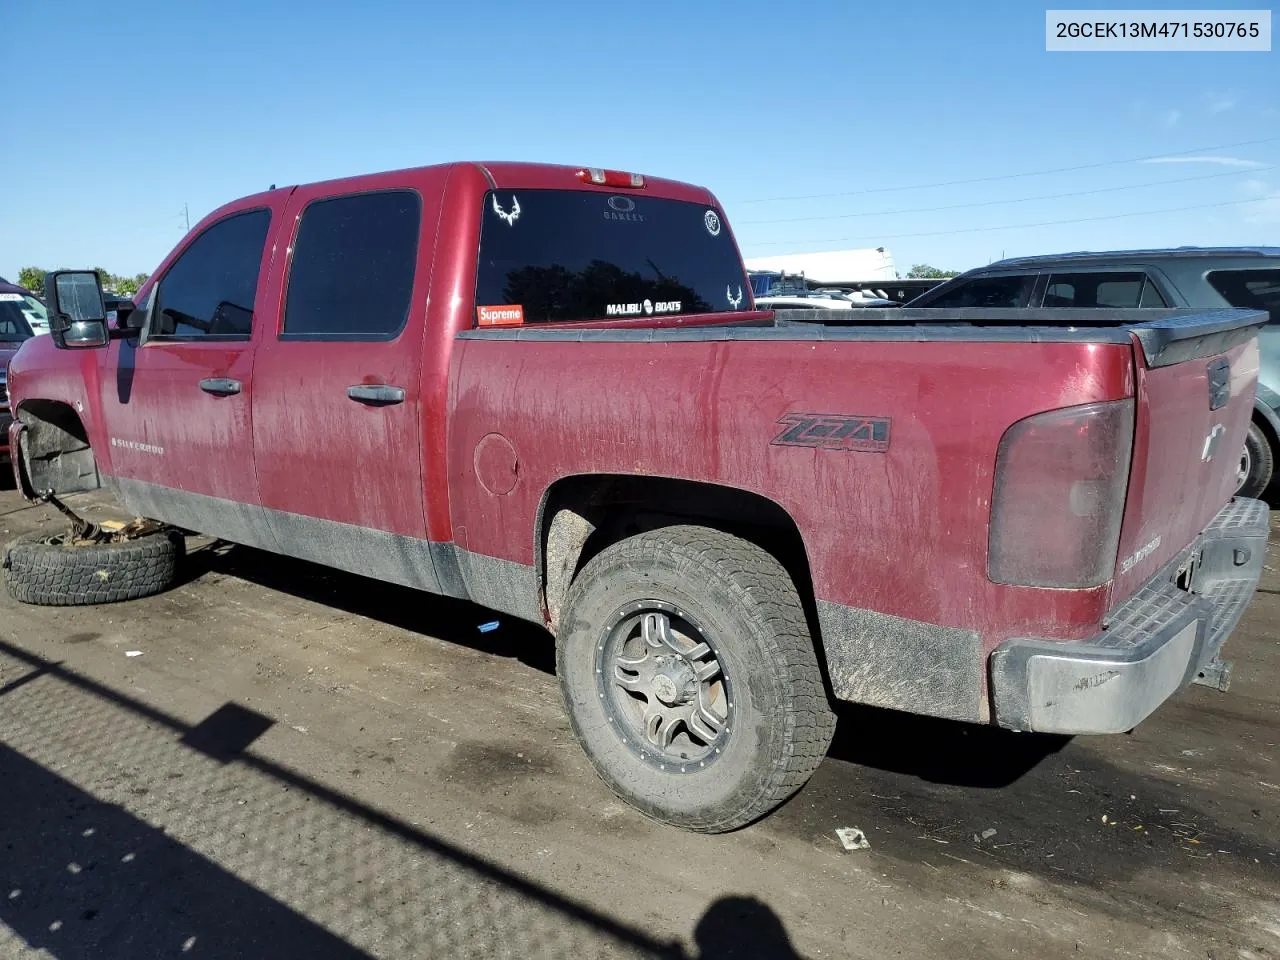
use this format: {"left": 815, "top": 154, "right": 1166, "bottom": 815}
{"left": 907, "top": 248, "right": 1280, "bottom": 498}
{"left": 4, "top": 162, "right": 1269, "bottom": 832}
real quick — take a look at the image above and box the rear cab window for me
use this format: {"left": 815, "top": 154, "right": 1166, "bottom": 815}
{"left": 1206, "top": 268, "right": 1280, "bottom": 324}
{"left": 474, "top": 190, "right": 749, "bottom": 325}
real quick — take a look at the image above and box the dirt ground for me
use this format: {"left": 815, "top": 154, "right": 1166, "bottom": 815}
{"left": 0, "top": 486, "right": 1276, "bottom": 960}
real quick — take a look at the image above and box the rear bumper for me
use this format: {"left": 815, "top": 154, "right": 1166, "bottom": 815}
{"left": 990, "top": 497, "right": 1269, "bottom": 734}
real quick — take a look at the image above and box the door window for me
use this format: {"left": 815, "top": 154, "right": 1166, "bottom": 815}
{"left": 282, "top": 190, "right": 421, "bottom": 340}
{"left": 1043, "top": 271, "right": 1160, "bottom": 308}
{"left": 151, "top": 209, "right": 271, "bottom": 341}
{"left": 1207, "top": 269, "right": 1280, "bottom": 324}
{"left": 919, "top": 275, "right": 1035, "bottom": 308}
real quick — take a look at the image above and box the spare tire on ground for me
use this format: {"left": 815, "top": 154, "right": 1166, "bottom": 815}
{"left": 3, "top": 529, "right": 183, "bottom": 606}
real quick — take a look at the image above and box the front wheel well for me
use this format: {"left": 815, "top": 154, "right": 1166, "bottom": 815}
{"left": 15, "top": 399, "right": 101, "bottom": 496}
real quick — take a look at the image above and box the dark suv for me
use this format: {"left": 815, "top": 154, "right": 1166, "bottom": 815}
{"left": 908, "top": 247, "right": 1280, "bottom": 497}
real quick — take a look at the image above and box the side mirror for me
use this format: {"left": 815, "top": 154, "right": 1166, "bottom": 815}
{"left": 44, "top": 271, "right": 109, "bottom": 350}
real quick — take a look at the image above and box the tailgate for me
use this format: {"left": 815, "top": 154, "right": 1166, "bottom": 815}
{"left": 1110, "top": 309, "right": 1267, "bottom": 603}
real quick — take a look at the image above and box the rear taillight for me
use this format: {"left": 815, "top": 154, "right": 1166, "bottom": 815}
{"left": 576, "top": 168, "right": 645, "bottom": 188}
{"left": 988, "top": 399, "right": 1134, "bottom": 589}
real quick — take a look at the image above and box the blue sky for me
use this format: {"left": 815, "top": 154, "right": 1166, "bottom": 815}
{"left": 1, "top": 0, "right": 1276, "bottom": 280}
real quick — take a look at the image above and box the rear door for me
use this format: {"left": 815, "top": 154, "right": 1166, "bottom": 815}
{"left": 99, "top": 200, "right": 284, "bottom": 545}
{"left": 250, "top": 174, "right": 444, "bottom": 586}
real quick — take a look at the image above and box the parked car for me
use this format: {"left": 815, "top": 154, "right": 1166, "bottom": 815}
{"left": 0, "top": 283, "right": 39, "bottom": 466}
{"left": 753, "top": 275, "right": 898, "bottom": 310}
{"left": 4, "top": 163, "right": 1268, "bottom": 832}
{"left": 0, "top": 280, "right": 49, "bottom": 335}
{"left": 906, "top": 248, "right": 1280, "bottom": 498}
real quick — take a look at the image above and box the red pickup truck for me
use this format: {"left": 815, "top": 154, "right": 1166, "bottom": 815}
{"left": 3, "top": 162, "right": 1270, "bottom": 832}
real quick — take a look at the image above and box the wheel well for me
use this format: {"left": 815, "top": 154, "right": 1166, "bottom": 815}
{"left": 538, "top": 475, "right": 818, "bottom": 638}
{"left": 1252, "top": 407, "right": 1278, "bottom": 456}
{"left": 15, "top": 400, "right": 101, "bottom": 495}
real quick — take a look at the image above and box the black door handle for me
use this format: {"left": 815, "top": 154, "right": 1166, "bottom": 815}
{"left": 199, "top": 378, "right": 242, "bottom": 396}
{"left": 346, "top": 384, "right": 405, "bottom": 406}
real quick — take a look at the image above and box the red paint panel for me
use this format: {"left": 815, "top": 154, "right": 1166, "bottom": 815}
{"left": 447, "top": 337, "right": 1136, "bottom": 650}
{"left": 251, "top": 167, "right": 449, "bottom": 538}
{"left": 5, "top": 337, "right": 110, "bottom": 471}
{"left": 90, "top": 189, "right": 294, "bottom": 502}
{"left": 480, "top": 162, "right": 714, "bottom": 206}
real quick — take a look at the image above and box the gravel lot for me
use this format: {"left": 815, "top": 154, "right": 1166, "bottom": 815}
{"left": 0, "top": 488, "right": 1276, "bottom": 959}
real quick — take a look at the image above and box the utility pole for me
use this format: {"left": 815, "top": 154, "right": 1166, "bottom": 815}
{"left": 181, "top": 203, "right": 189, "bottom": 232}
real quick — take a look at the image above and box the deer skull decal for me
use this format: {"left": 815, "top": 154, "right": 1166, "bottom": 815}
{"left": 726, "top": 285, "right": 743, "bottom": 309}
{"left": 492, "top": 194, "right": 521, "bottom": 226}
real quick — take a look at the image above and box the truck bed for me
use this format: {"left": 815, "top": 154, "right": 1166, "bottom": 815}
{"left": 463, "top": 307, "right": 1266, "bottom": 368}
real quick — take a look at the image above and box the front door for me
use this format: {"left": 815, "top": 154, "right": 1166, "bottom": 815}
{"left": 99, "top": 200, "right": 284, "bottom": 548}
{"left": 250, "top": 178, "right": 441, "bottom": 589}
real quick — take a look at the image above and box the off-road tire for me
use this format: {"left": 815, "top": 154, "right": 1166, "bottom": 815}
{"left": 1238, "top": 421, "right": 1274, "bottom": 500}
{"left": 557, "top": 524, "right": 836, "bottom": 833}
{"left": 3, "top": 530, "right": 182, "bottom": 606}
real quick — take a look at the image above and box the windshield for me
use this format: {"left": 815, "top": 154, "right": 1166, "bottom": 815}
{"left": 0, "top": 294, "right": 38, "bottom": 340}
{"left": 1206, "top": 268, "right": 1280, "bottom": 324}
{"left": 474, "top": 190, "right": 750, "bottom": 324}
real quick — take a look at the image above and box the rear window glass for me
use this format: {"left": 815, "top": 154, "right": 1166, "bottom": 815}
{"left": 474, "top": 190, "right": 749, "bottom": 324}
{"left": 917, "top": 274, "right": 1034, "bottom": 308}
{"left": 1206, "top": 269, "right": 1280, "bottom": 324}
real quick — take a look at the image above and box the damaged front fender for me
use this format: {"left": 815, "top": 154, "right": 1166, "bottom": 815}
{"left": 7, "top": 419, "right": 37, "bottom": 500}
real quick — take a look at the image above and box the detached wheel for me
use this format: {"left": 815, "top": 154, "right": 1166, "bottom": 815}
{"left": 557, "top": 525, "right": 835, "bottom": 833}
{"left": 3, "top": 529, "right": 182, "bottom": 606}
{"left": 1237, "top": 421, "right": 1274, "bottom": 499}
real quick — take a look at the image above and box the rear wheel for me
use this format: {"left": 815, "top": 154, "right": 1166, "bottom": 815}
{"left": 1237, "top": 421, "right": 1273, "bottom": 499}
{"left": 556, "top": 525, "right": 835, "bottom": 833}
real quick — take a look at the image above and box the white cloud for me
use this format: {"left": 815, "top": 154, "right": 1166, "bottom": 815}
{"left": 1203, "top": 91, "right": 1239, "bottom": 114}
{"left": 1139, "top": 155, "right": 1265, "bottom": 168}
{"left": 1163, "top": 109, "right": 1182, "bottom": 128}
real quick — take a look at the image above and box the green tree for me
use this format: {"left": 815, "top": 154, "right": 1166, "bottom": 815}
{"left": 905, "top": 264, "right": 956, "bottom": 279}
{"left": 115, "top": 273, "right": 149, "bottom": 296}
{"left": 16, "top": 266, "right": 47, "bottom": 295}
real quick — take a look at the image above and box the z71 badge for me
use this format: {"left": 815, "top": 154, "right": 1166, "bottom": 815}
{"left": 772, "top": 413, "right": 891, "bottom": 453}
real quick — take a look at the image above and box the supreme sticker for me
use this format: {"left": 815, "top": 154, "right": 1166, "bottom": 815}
{"left": 477, "top": 305, "right": 525, "bottom": 327}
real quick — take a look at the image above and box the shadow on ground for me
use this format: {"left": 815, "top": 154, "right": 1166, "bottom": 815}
{"left": 179, "top": 542, "right": 557, "bottom": 675}
{"left": 0, "top": 638, "right": 802, "bottom": 960}
{"left": 827, "top": 701, "right": 1070, "bottom": 788}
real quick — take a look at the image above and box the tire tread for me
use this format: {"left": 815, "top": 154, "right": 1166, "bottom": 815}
{"left": 3, "top": 531, "right": 181, "bottom": 606}
{"left": 560, "top": 524, "right": 835, "bottom": 833}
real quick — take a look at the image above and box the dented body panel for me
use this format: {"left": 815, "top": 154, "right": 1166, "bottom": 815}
{"left": 3, "top": 160, "right": 1269, "bottom": 731}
